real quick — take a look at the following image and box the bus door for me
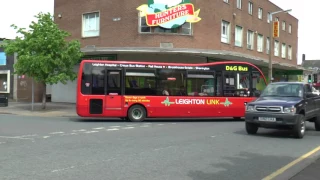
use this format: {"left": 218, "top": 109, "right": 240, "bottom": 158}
{"left": 105, "top": 69, "right": 123, "bottom": 113}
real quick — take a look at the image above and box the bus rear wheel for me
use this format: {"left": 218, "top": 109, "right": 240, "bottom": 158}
{"left": 128, "top": 105, "right": 146, "bottom": 122}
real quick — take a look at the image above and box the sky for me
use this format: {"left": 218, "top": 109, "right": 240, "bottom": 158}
{"left": 0, "top": 0, "right": 316, "bottom": 64}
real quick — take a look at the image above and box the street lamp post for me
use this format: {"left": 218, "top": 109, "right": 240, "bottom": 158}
{"left": 268, "top": 9, "right": 292, "bottom": 83}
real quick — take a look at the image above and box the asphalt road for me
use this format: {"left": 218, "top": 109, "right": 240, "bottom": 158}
{"left": 1, "top": 115, "right": 320, "bottom": 180}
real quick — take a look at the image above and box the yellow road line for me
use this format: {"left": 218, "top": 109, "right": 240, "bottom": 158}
{"left": 262, "top": 145, "right": 320, "bottom": 180}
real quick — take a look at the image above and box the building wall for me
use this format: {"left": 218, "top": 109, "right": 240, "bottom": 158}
{"left": 54, "top": 0, "right": 298, "bottom": 65}
{"left": 51, "top": 65, "right": 79, "bottom": 103}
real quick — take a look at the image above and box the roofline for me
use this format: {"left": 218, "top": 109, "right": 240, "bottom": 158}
{"left": 268, "top": 0, "right": 298, "bottom": 21}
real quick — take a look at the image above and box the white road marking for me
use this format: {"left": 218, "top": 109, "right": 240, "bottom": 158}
{"left": 0, "top": 136, "right": 34, "bottom": 140}
{"left": 84, "top": 131, "right": 99, "bottom": 134}
{"left": 109, "top": 126, "right": 121, "bottom": 128}
{"left": 0, "top": 142, "right": 6, "bottom": 144}
{"left": 51, "top": 166, "right": 75, "bottom": 173}
{"left": 49, "top": 132, "right": 65, "bottom": 135}
{"left": 70, "top": 133, "right": 77, "bottom": 135}
{"left": 143, "top": 123, "right": 152, "bottom": 125}
{"left": 106, "top": 128, "right": 119, "bottom": 131}
{"left": 140, "top": 125, "right": 149, "bottom": 128}
{"left": 154, "top": 146, "right": 174, "bottom": 151}
{"left": 122, "top": 127, "right": 135, "bottom": 130}
{"left": 20, "top": 134, "right": 38, "bottom": 137}
{"left": 43, "top": 136, "right": 50, "bottom": 139}
{"left": 211, "top": 136, "right": 216, "bottom": 138}
{"left": 171, "top": 123, "right": 177, "bottom": 124}
{"left": 157, "top": 124, "right": 164, "bottom": 126}
{"left": 72, "top": 129, "right": 86, "bottom": 132}
{"left": 92, "top": 127, "right": 105, "bottom": 130}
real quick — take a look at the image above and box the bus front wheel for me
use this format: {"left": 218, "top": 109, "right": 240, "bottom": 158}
{"left": 128, "top": 105, "right": 146, "bottom": 122}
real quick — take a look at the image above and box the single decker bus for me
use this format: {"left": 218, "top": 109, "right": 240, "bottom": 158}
{"left": 77, "top": 60, "right": 267, "bottom": 122}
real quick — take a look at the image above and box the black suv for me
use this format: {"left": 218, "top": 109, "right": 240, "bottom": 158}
{"left": 245, "top": 82, "right": 320, "bottom": 139}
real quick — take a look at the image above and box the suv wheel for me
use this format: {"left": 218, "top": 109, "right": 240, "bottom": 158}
{"left": 293, "top": 114, "right": 306, "bottom": 139}
{"left": 315, "top": 115, "right": 320, "bottom": 131}
{"left": 246, "top": 122, "right": 259, "bottom": 135}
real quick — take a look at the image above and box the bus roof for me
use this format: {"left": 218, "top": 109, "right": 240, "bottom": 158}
{"left": 81, "top": 60, "right": 260, "bottom": 68}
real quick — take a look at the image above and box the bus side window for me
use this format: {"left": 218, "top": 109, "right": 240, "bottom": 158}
{"left": 81, "top": 63, "right": 93, "bottom": 95}
{"left": 92, "top": 66, "right": 105, "bottom": 95}
{"left": 125, "top": 69, "right": 157, "bottom": 95}
{"left": 187, "top": 71, "right": 215, "bottom": 97}
{"left": 156, "top": 69, "right": 186, "bottom": 96}
{"left": 252, "top": 72, "right": 266, "bottom": 96}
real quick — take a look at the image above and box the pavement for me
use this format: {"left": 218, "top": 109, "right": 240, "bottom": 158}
{"left": 0, "top": 100, "right": 77, "bottom": 117}
{"left": 1, "top": 114, "right": 320, "bottom": 180}
{"left": 290, "top": 157, "right": 320, "bottom": 180}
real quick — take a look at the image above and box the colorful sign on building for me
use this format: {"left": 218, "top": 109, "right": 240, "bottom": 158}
{"left": 273, "top": 21, "right": 279, "bottom": 38}
{"left": 137, "top": 0, "right": 201, "bottom": 29}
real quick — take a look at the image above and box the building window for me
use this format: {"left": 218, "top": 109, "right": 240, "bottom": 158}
{"left": 237, "top": 0, "right": 242, "bottom": 9}
{"left": 289, "top": 24, "right": 292, "bottom": 33}
{"left": 288, "top": 45, "right": 292, "bottom": 60}
{"left": 139, "top": 15, "right": 151, "bottom": 33}
{"left": 138, "top": 14, "right": 191, "bottom": 35}
{"left": 282, "top": 21, "right": 286, "bottom": 31}
{"left": 248, "top": 2, "right": 253, "bottom": 15}
{"left": 281, "top": 43, "right": 286, "bottom": 58}
{"left": 82, "top": 12, "right": 100, "bottom": 37}
{"left": 247, "top": 30, "right": 254, "bottom": 50}
{"left": 223, "top": 0, "right": 229, "bottom": 3}
{"left": 257, "top": 34, "right": 263, "bottom": 52}
{"left": 221, "top": 20, "right": 230, "bottom": 43}
{"left": 267, "top": 12, "right": 270, "bottom": 23}
{"left": 274, "top": 40, "right": 279, "bottom": 56}
{"left": 258, "top": 8, "right": 263, "bottom": 19}
{"left": 181, "top": 22, "right": 192, "bottom": 35}
{"left": 266, "top": 37, "right": 270, "bottom": 54}
{"left": 0, "top": 52, "right": 6, "bottom": 66}
{"left": 275, "top": 17, "right": 279, "bottom": 21}
{"left": 235, "top": 25, "right": 243, "bottom": 47}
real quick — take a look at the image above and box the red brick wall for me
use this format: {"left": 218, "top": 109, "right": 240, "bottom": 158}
{"left": 54, "top": 0, "right": 298, "bottom": 65}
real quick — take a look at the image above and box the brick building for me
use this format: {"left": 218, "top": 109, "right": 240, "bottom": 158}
{"left": 53, "top": 0, "right": 303, "bottom": 103}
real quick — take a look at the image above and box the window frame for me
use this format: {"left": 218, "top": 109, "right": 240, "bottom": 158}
{"left": 288, "top": 45, "right": 292, "bottom": 60}
{"left": 281, "top": 43, "right": 286, "bottom": 58}
{"left": 266, "top": 37, "right": 270, "bottom": 54}
{"left": 282, "top": 21, "right": 286, "bottom": 31}
{"left": 221, "top": 20, "right": 230, "bottom": 43}
{"left": 274, "top": 40, "right": 279, "bottom": 56}
{"left": 82, "top": 11, "right": 100, "bottom": 38}
{"left": 257, "top": 34, "right": 264, "bottom": 52}
{"left": 289, "top": 24, "right": 292, "bottom": 34}
{"left": 235, "top": 25, "right": 243, "bottom": 47}
{"left": 237, "top": 0, "right": 242, "bottom": 9}
{"left": 258, "top": 8, "right": 263, "bottom": 19}
{"left": 0, "top": 52, "right": 6, "bottom": 66}
{"left": 0, "top": 70, "right": 10, "bottom": 93}
{"left": 247, "top": 30, "right": 254, "bottom": 50}
{"left": 248, "top": 2, "right": 253, "bottom": 15}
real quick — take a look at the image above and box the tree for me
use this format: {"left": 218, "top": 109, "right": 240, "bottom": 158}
{"left": 2, "top": 12, "right": 83, "bottom": 109}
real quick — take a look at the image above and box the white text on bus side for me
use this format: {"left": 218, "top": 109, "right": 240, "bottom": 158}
{"left": 175, "top": 99, "right": 205, "bottom": 105}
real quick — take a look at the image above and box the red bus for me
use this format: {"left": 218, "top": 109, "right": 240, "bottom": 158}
{"left": 77, "top": 60, "right": 267, "bottom": 122}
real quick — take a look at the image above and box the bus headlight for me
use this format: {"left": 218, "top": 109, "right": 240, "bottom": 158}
{"left": 283, "top": 107, "right": 296, "bottom": 114}
{"left": 246, "top": 105, "right": 255, "bottom": 111}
